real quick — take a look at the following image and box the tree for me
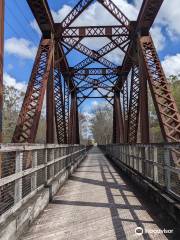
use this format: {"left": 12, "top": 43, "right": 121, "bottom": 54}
{"left": 3, "top": 85, "right": 25, "bottom": 143}
{"left": 90, "top": 103, "right": 113, "bottom": 144}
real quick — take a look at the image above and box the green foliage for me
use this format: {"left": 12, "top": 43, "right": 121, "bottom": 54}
{"left": 3, "top": 85, "right": 25, "bottom": 143}
{"left": 169, "top": 75, "right": 180, "bottom": 112}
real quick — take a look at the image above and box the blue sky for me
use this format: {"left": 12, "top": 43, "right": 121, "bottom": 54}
{"left": 3, "top": 0, "right": 180, "bottom": 116}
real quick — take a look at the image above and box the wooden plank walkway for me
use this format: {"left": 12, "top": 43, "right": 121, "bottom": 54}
{"left": 21, "top": 147, "right": 175, "bottom": 240}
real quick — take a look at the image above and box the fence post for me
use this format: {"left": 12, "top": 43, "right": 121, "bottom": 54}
{"left": 14, "top": 152, "right": 23, "bottom": 203}
{"left": 51, "top": 149, "right": 55, "bottom": 178}
{"left": 31, "top": 151, "right": 37, "bottom": 191}
{"left": 44, "top": 148, "right": 48, "bottom": 185}
{"left": 144, "top": 146, "right": 149, "bottom": 177}
{"left": 164, "top": 147, "right": 170, "bottom": 191}
{"left": 141, "top": 146, "right": 146, "bottom": 176}
{"left": 153, "top": 146, "right": 158, "bottom": 183}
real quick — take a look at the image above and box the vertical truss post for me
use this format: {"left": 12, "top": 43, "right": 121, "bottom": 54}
{"left": 127, "top": 65, "right": 141, "bottom": 143}
{"left": 113, "top": 90, "right": 124, "bottom": 143}
{"left": 138, "top": 54, "right": 149, "bottom": 143}
{"left": 54, "top": 63, "right": 67, "bottom": 144}
{"left": 122, "top": 77, "right": 129, "bottom": 142}
{"left": 0, "top": 0, "right": 4, "bottom": 142}
{"left": 69, "top": 90, "right": 80, "bottom": 144}
{"left": 138, "top": 35, "right": 180, "bottom": 143}
{"left": 12, "top": 39, "right": 53, "bottom": 143}
{"left": 64, "top": 76, "right": 70, "bottom": 142}
{"left": 46, "top": 54, "right": 55, "bottom": 143}
{"left": 138, "top": 34, "right": 180, "bottom": 166}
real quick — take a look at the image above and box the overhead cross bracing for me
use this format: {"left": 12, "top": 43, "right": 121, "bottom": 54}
{"left": 3, "top": 0, "right": 179, "bottom": 166}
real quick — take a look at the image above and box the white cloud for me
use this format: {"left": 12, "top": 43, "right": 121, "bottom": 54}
{"left": 156, "top": 0, "right": 180, "bottom": 39}
{"left": 92, "top": 100, "right": 98, "bottom": 107}
{"left": 150, "top": 26, "right": 166, "bottom": 51}
{"left": 49, "top": 0, "right": 166, "bottom": 54}
{"left": 30, "top": 0, "right": 180, "bottom": 65}
{"left": 30, "top": 20, "right": 41, "bottom": 36}
{"left": 105, "top": 48, "right": 125, "bottom": 65}
{"left": 51, "top": 1, "right": 138, "bottom": 26}
{"left": 134, "top": 0, "right": 180, "bottom": 40}
{"left": 162, "top": 53, "right": 180, "bottom": 76}
{"left": 134, "top": 0, "right": 180, "bottom": 42}
{"left": 4, "top": 73, "right": 26, "bottom": 91}
{"left": 52, "top": 5, "right": 72, "bottom": 22}
{"left": 5, "top": 38, "right": 37, "bottom": 60}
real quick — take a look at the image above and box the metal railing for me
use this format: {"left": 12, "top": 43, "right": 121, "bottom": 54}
{"left": 0, "top": 144, "right": 86, "bottom": 221}
{"left": 100, "top": 143, "right": 180, "bottom": 201}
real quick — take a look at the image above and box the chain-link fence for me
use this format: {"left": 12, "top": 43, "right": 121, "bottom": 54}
{"left": 0, "top": 144, "right": 86, "bottom": 218}
{"left": 100, "top": 143, "right": 180, "bottom": 201}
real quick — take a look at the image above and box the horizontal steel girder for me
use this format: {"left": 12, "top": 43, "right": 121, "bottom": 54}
{"left": 69, "top": 67, "right": 122, "bottom": 76}
{"left": 115, "top": 0, "right": 164, "bottom": 89}
{"left": 57, "top": 25, "right": 128, "bottom": 38}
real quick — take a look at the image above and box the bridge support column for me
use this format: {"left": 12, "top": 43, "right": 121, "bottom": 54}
{"left": 69, "top": 90, "right": 80, "bottom": 144}
{"left": 138, "top": 48, "right": 149, "bottom": 143}
{"left": 113, "top": 91, "right": 124, "bottom": 143}
{"left": 138, "top": 34, "right": 180, "bottom": 145}
{"left": 127, "top": 65, "right": 140, "bottom": 143}
{"left": 122, "top": 77, "right": 129, "bottom": 143}
{"left": 0, "top": 0, "right": 4, "bottom": 142}
{"left": 12, "top": 39, "right": 54, "bottom": 143}
{"left": 46, "top": 61, "right": 55, "bottom": 143}
{"left": 54, "top": 63, "right": 67, "bottom": 144}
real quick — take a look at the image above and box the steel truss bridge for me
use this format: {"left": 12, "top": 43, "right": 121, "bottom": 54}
{"left": 0, "top": 0, "right": 179, "bottom": 151}
{"left": 0, "top": 1, "right": 180, "bottom": 239}
{"left": 1, "top": 0, "right": 177, "bottom": 148}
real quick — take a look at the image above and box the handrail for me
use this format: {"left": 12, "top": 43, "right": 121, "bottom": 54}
{"left": 0, "top": 144, "right": 86, "bottom": 221}
{"left": 100, "top": 144, "right": 180, "bottom": 201}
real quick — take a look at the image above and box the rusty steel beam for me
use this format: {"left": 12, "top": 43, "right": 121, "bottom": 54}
{"left": 63, "top": 38, "right": 117, "bottom": 69}
{"left": 63, "top": 0, "right": 130, "bottom": 75}
{"left": 12, "top": 39, "right": 54, "bottom": 143}
{"left": 98, "top": 0, "right": 130, "bottom": 31}
{"left": 72, "top": 35, "right": 129, "bottom": 70}
{"left": 61, "top": 0, "right": 95, "bottom": 29}
{"left": 57, "top": 42, "right": 75, "bottom": 90}
{"left": 127, "top": 65, "right": 140, "bottom": 143}
{"left": 138, "top": 50, "right": 149, "bottom": 144}
{"left": 46, "top": 61, "right": 55, "bottom": 143}
{"left": 115, "top": 0, "right": 164, "bottom": 89}
{"left": 0, "top": 0, "right": 4, "bottom": 143}
{"left": 64, "top": 77, "right": 70, "bottom": 142}
{"left": 69, "top": 90, "right": 80, "bottom": 144}
{"left": 72, "top": 67, "right": 120, "bottom": 76}
{"left": 54, "top": 59, "right": 67, "bottom": 144}
{"left": 137, "top": 0, "right": 164, "bottom": 35}
{"left": 27, "top": 0, "right": 75, "bottom": 90}
{"left": 14, "top": 0, "right": 171, "bottom": 147}
{"left": 27, "top": 0, "right": 54, "bottom": 37}
{"left": 122, "top": 76, "right": 129, "bottom": 142}
{"left": 139, "top": 35, "right": 180, "bottom": 148}
{"left": 59, "top": 25, "right": 128, "bottom": 38}
{"left": 113, "top": 91, "right": 124, "bottom": 143}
